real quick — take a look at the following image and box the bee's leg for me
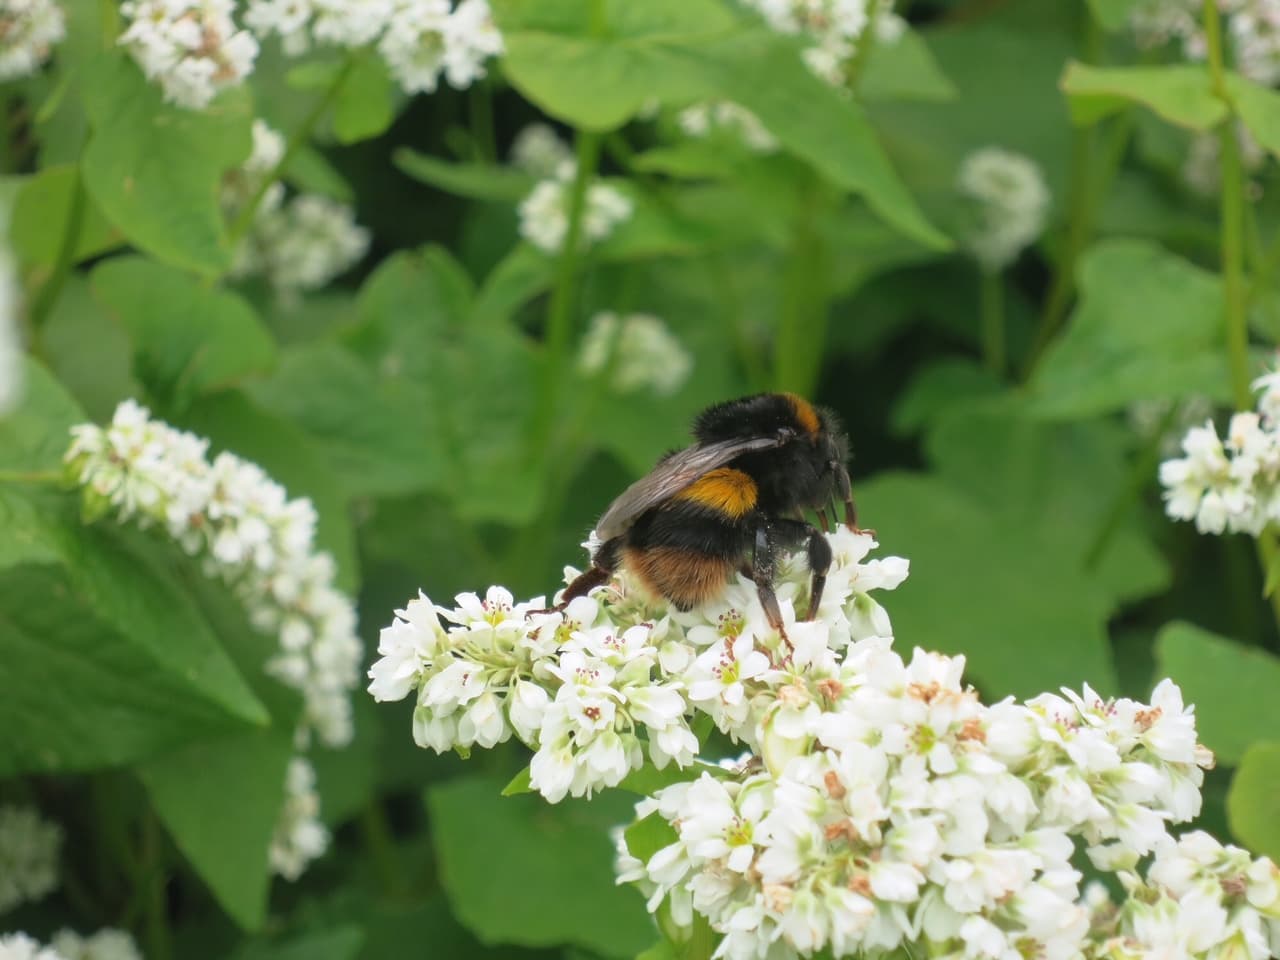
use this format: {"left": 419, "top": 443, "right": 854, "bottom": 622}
{"left": 836, "top": 464, "right": 874, "bottom": 537}
{"left": 817, "top": 507, "right": 831, "bottom": 533}
{"left": 750, "top": 522, "right": 788, "bottom": 644}
{"left": 528, "top": 539, "right": 618, "bottom": 615}
{"left": 769, "top": 519, "right": 832, "bottom": 622}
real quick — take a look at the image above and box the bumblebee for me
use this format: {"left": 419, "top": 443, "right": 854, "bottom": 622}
{"left": 550, "top": 392, "right": 863, "bottom": 636}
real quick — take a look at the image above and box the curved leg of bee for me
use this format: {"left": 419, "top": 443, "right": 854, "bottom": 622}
{"left": 836, "top": 465, "right": 875, "bottom": 538}
{"left": 817, "top": 507, "right": 831, "bottom": 533}
{"left": 527, "top": 541, "right": 619, "bottom": 616}
{"left": 767, "top": 519, "right": 832, "bottom": 622}
{"left": 750, "top": 522, "right": 789, "bottom": 647}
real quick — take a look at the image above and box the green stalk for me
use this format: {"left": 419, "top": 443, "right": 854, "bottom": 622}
{"left": 979, "top": 270, "right": 1005, "bottom": 376}
{"left": 142, "top": 811, "right": 172, "bottom": 960}
{"left": 774, "top": 179, "right": 829, "bottom": 395}
{"left": 469, "top": 80, "right": 497, "bottom": 164}
{"left": 845, "top": 0, "right": 881, "bottom": 90}
{"left": 0, "top": 469, "right": 62, "bottom": 485}
{"left": 1202, "top": 0, "right": 1280, "bottom": 629}
{"left": 27, "top": 167, "right": 86, "bottom": 335}
{"left": 225, "top": 53, "right": 359, "bottom": 252}
{"left": 527, "top": 129, "right": 602, "bottom": 458}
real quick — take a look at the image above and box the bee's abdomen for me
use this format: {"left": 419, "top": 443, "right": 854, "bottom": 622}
{"left": 622, "top": 545, "right": 736, "bottom": 610}
{"left": 671, "top": 468, "right": 758, "bottom": 517}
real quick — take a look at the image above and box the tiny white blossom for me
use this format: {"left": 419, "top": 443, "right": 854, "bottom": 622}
{"left": 576, "top": 312, "right": 693, "bottom": 396}
{"left": 957, "top": 146, "right": 1051, "bottom": 271}
{"left": 518, "top": 163, "right": 633, "bottom": 254}
{"left": 49, "top": 929, "right": 142, "bottom": 960}
{"left": 0, "top": 806, "right": 62, "bottom": 913}
{"left": 0, "top": 934, "right": 67, "bottom": 960}
{"left": 236, "top": 193, "right": 369, "bottom": 298}
{"left": 0, "top": 0, "right": 65, "bottom": 80}
{"left": 269, "top": 756, "right": 329, "bottom": 880}
{"left": 119, "top": 0, "right": 258, "bottom": 110}
{"left": 509, "top": 123, "right": 573, "bottom": 178}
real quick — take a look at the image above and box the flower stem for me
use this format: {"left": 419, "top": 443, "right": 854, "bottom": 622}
{"left": 979, "top": 269, "right": 1005, "bottom": 377}
{"left": 0, "top": 468, "right": 63, "bottom": 485}
{"left": 528, "top": 129, "right": 602, "bottom": 458}
{"left": 27, "top": 166, "right": 87, "bottom": 334}
{"left": 844, "top": 0, "right": 881, "bottom": 90}
{"left": 224, "top": 52, "right": 359, "bottom": 254}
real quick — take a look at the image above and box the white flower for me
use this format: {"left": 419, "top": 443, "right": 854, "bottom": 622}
{"left": 518, "top": 163, "right": 633, "bottom": 254}
{"left": 509, "top": 123, "right": 573, "bottom": 178}
{"left": 49, "top": 929, "right": 142, "bottom": 960}
{"left": 576, "top": 312, "right": 693, "bottom": 396}
{"left": 0, "top": 806, "right": 62, "bottom": 913}
{"left": 957, "top": 146, "right": 1051, "bottom": 271}
{"left": 677, "top": 101, "right": 777, "bottom": 153}
{"left": 0, "top": 934, "right": 67, "bottom": 960}
{"left": 0, "top": 0, "right": 65, "bottom": 80}
{"left": 368, "top": 591, "right": 447, "bottom": 702}
{"left": 269, "top": 756, "right": 329, "bottom": 880}
{"left": 742, "top": 0, "right": 904, "bottom": 86}
{"left": 119, "top": 0, "right": 258, "bottom": 110}
{"left": 237, "top": 193, "right": 369, "bottom": 298}
{"left": 377, "top": 0, "right": 502, "bottom": 94}
{"left": 66, "top": 401, "right": 362, "bottom": 747}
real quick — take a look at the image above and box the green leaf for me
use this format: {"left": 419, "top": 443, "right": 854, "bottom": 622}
{"left": 1227, "top": 741, "right": 1280, "bottom": 859}
{"left": 428, "top": 776, "right": 653, "bottom": 958}
{"left": 332, "top": 54, "right": 395, "bottom": 144}
{"left": 10, "top": 164, "right": 120, "bottom": 266}
{"left": 1156, "top": 622, "right": 1280, "bottom": 765}
{"left": 501, "top": 766, "right": 533, "bottom": 796}
{"left": 137, "top": 693, "right": 297, "bottom": 931}
{"left": 228, "top": 926, "right": 365, "bottom": 960}
{"left": 1059, "top": 62, "right": 1225, "bottom": 131}
{"left": 1028, "top": 239, "right": 1230, "bottom": 418}
{"left": 617, "top": 760, "right": 725, "bottom": 796}
{"left": 0, "top": 488, "right": 268, "bottom": 776}
{"left": 860, "top": 28, "right": 957, "bottom": 103}
{"left": 622, "top": 811, "right": 678, "bottom": 865}
{"left": 0, "top": 357, "right": 88, "bottom": 470}
{"left": 1227, "top": 73, "right": 1280, "bottom": 159}
{"left": 1086, "top": 0, "right": 1146, "bottom": 31}
{"left": 180, "top": 390, "right": 360, "bottom": 594}
{"left": 80, "top": 54, "right": 252, "bottom": 273}
{"left": 495, "top": 0, "right": 945, "bottom": 247}
{"left": 40, "top": 277, "right": 141, "bottom": 422}
{"left": 494, "top": 0, "right": 738, "bottom": 130}
{"left": 394, "top": 149, "right": 537, "bottom": 202}
{"left": 91, "top": 256, "right": 276, "bottom": 411}
{"left": 247, "top": 341, "right": 444, "bottom": 499}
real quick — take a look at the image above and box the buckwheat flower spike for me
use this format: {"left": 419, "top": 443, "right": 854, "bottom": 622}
{"left": 269, "top": 756, "right": 329, "bottom": 880}
{"left": 509, "top": 122, "right": 574, "bottom": 179}
{"left": 64, "top": 400, "right": 362, "bottom": 747}
{"left": 119, "top": 0, "right": 258, "bottom": 109}
{"left": 50, "top": 929, "right": 142, "bottom": 960}
{"left": 1160, "top": 364, "right": 1280, "bottom": 537}
{"left": 0, "top": 805, "right": 62, "bottom": 914}
{"left": 244, "top": 193, "right": 370, "bottom": 298}
{"left": 677, "top": 101, "right": 777, "bottom": 153}
{"left": 518, "top": 161, "right": 633, "bottom": 255}
{"left": 0, "top": 0, "right": 65, "bottom": 80}
{"left": 377, "top": 0, "right": 503, "bottom": 94}
{"left": 577, "top": 312, "right": 693, "bottom": 396}
{"left": 0, "top": 934, "right": 67, "bottom": 960}
{"left": 957, "top": 146, "right": 1051, "bottom": 272}
{"left": 742, "top": 0, "right": 905, "bottom": 86}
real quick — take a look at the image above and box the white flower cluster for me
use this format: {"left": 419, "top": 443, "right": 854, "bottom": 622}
{"left": 0, "top": 0, "right": 65, "bottom": 80}
{"left": 1159, "top": 368, "right": 1280, "bottom": 536}
{"left": 49, "top": 929, "right": 142, "bottom": 960}
{"left": 246, "top": 0, "right": 502, "bottom": 94}
{"left": 517, "top": 161, "right": 634, "bottom": 255}
{"left": 577, "top": 312, "right": 693, "bottom": 397}
{"left": 743, "top": 0, "right": 905, "bottom": 86}
{"left": 1085, "top": 831, "right": 1280, "bottom": 960}
{"left": 1130, "top": 0, "right": 1280, "bottom": 87}
{"left": 269, "top": 756, "right": 329, "bottom": 880}
{"left": 64, "top": 399, "right": 361, "bottom": 747}
{"left": 1183, "top": 123, "right": 1266, "bottom": 198}
{"left": 0, "top": 934, "right": 65, "bottom": 960}
{"left": 369, "top": 528, "right": 910, "bottom": 803}
{"left": 225, "top": 120, "right": 369, "bottom": 300}
{"left": 956, "top": 146, "right": 1051, "bottom": 272}
{"left": 677, "top": 102, "right": 777, "bottom": 154}
{"left": 0, "top": 805, "right": 61, "bottom": 914}
{"left": 118, "top": 0, "right": 259, "bottom": 109}
{"left": 509, "top": 123, "right": 574, "bottom": 179}
{"left": 621, "top": 654, "right": 1215, "bottom": 960}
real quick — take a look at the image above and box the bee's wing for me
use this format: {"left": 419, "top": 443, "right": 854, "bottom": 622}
{"left": 595, "top": 436, "right": 783, "bottom": 541}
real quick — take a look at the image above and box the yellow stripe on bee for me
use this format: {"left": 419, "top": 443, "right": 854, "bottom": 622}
{"left": 784, "top": 393, "right": 821, "bottom": 436}
{"left": 676, "top": 468, "right": 759, "bottom": 518}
